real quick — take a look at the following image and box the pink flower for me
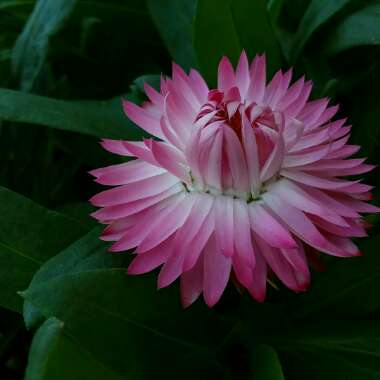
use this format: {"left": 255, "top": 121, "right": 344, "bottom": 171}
{"left": 90, "top": 52, "right": 379, "bottom": 307}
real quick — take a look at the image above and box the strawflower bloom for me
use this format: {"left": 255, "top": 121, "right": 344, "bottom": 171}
{"left": 90, "top": 52, "right": 379, "bottom": 307}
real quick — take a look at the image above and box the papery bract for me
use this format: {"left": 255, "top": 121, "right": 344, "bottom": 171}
{"left": 90, "top": 52, "right": 379, "bottom": 307}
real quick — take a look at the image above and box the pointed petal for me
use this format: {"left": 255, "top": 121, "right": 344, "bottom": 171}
{"left": 249, "top": 203, "right": 297, "bottom": 249}
{"left": 181, "top": 254, "right": 204, "bottom": 307}
{"left": 218, "top": 56, "right": 235, "bottom": 91}
{"left": 203, "top": 237, "right": 232, "bottom": 307}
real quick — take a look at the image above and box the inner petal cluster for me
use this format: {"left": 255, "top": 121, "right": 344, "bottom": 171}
{"left": 190, "top": 86, "right": 285, "bottom": 201}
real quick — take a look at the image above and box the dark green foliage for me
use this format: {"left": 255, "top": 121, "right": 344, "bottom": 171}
{"left": 1, "top": 0, "right": 380, "bottom": 378}
{"left": 194, "top": 0, "right": 282, "bottom": 85}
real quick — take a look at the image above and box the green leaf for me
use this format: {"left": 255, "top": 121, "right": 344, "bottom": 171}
{"left": 273, "top": 321, "right": 380, "bottom": 380}
{"left": 147, "top": 0, "right": 197, "bottom": 70}
{"left": 0, "top": 75, "right": 160, "bottom": 139}
{"left": 0, "top": 186, "right": 87, "bottom": 312}
{"left": 22, "top": 228, "right": 233, "bottom": 378}
{"left": 132, "top": 74, "right": 161, "bottom": 94}
{"left": 251, "top": 345, "right": 285, "bottom": 380}
{"left": 290, "top": 0, "right": 351, "bottom": 62}
{"left": 290, "top": 235, "right": 380, "bottom": 320}
{"left": 24, "top": 317, "right": 123, "bottom": 380}
{"left": 12, "top": 0, "right": 78, "bottom": 91}
{"left": 0, "top": 88, "right": 140, "bottom": 139}
{"left": 323, "top": 3, "right": 380, "bottom": 56}
{"left": 194, "top": 0, "right": 282, "bottom": 85}
{"left": 23, "top": 301, "right": 46, "bottom": 330}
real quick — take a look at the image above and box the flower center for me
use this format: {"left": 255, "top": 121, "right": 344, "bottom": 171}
{"left": 190, "top": 87, "right": 285, "bottom": 202}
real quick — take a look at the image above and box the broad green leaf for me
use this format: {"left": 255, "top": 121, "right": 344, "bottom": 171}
{"left": 24, "top": 317, "right": 123, "bottom": 380}
{"left": 22, "top": 229, "right": 233, "bottom": 378}
{"left": 290, "top": 0, "right": 351, "bottom": 62}
{"left": 290, "top": 235, "right": 380, "bottom": 320}
{"left": 56, "top": 202, "right": 96, "bottom": 230}
{"left": 133, "top": 74, "right": 161, "bottom": 94}
{"left": 251, "top": 345, "right": 285, "bottom": 380}
{"left": 273, "top": 321, "right": 380, "bottom": 380}
{"left": 23, "top": 302, "right": 45, "bottom": 330}
{"left": 0, "top": 186, "right": 87, "bottom": 312}
{"left": 12, "top": 0, "right": 78, "bottom": 91}
{"left": 0, "top": 75, "right": 160, "bottom": 139}
{"left": 0, "top": 89, "right": 140, "bottom": 139}
{"left": 323, "top": 4, "right": 380, "bottom": 55}
{"left": 267, "top": 0, "right": 283, "bottom": 20}
{"left": 194, "top": 0, "right": 282, "bottom": 85}
{"left": 147, "top": 0, "right": 197, "bottom": 70}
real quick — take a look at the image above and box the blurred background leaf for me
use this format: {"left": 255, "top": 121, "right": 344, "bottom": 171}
{"left": 24, "top": 317, "right": 124, "bottom": 380}
{"left": 0, "top": 186, "right": 88, "bottom": 313}
{"left": 250, "top": 345, "right": 285, "bottom": 380}
{"left": 147, "top": 0, "right": 197, "bottom": 70}
{"left": 272, "top": 321, "right": 380, "bottom": 380}
{"left": 194, "top": 0, "right": 282, "bottom": 85}
{"left": 12, "top": 0, "right": 78, "bottom": 92}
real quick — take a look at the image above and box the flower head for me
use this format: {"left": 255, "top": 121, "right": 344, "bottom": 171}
{"left": 90, "top": 52, "right": 379, "bottom": 307}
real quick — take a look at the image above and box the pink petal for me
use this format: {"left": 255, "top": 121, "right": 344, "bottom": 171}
{"left": 247, "top": 243, "right": 267, "bottom": 302}
{"left": 127, "top": 236, "right": 175, "bottom": 274}
{"left": 160, "top": 115, "right": 184, "bottom": 150}
{"left": 180, "top": 254, "right": 204, "bottom": 308}
{"left": 202, "top": 129, "right": 223, "bottom": 189}
{"left": 91, "top": 185, "right": 182, "bottom": 221}
{"left": 260, "top": 131, "right": 285, "bottom": 182}
{"left": 90, "top": 172, "right": 180, "bottom": 207}
{"left": 283, "top": 80, "right": 312, "bottom": 119}
{"left": 277, "top": 76, "right": 305, "bottom": 111}
{"left": 137, "top": 194, "right": 196, "bottom": 252}
{"left": 255, "top": 234, "right": 309, "bottom": 292}
{"left": 91, "top": 160, "right": 166, "bottom": 186}
{"left": 100, "top": 139, "right": 137, "bottom": 156}
{"left": 150, "top": 140, "right": 191, "bottom": 182}
{"left": 122, "top": 140, "right": 159, "bottom": 166}
{"left": 223, "top": 125, "right": 249, "bottom": 191}
{"left": 249, "top": 203, "right": 297, "bottom": 249}
{"left": 158, "top": 194, "right": 214, "bottom": 287}
{"left": 182, "top": 207, "right": 215, "bottom": 271}
{"left": 298, "top": 98, "right": 329, "bottom": 129}
{"left": 280, "top": 169, "right": 363, "bottom": 191}
{"left": 214, "top": 196, "right": 234, "bottom": 257}
{"left": 232, "top": 254, "right": 253, "bottom": 288}
{"left": 203, "top": 236, "right": 232, "bottom": 307}
{"left": 123, "top": 100, "right": 164, "bottom": 138}
{"left": 269, "top": 179, "right": 349, "bottom": 226}
{"left": 144, "top": 83, "right": 164, "bottom": 108}
{"left": 218, "top": 56, "right": 236, "bottom": 91}
{"left": 309, "top": 214, "right": 367, "bottom": 237}
{"left": 172, "top": 62, "right": 202, "bottom": 110}
{"left": 247, "top": 54, "right": 266, "bottom": 103}
{"left": 242, "top": 115, "right": 260, "bottom": 195}
{"left": 109, "top": 193, "right": 185, "bottom": 252}
{"left": 268, "top": 69, "right": 292, "bottom": 108}
{"left": 283, "top": 144, "right": 331, "bottom": 168}
{"left": 263, "top": 192, "right": 352, "bottom": 257}
{"left": 234, "top": 200, "right": 255, "bottom": 267}
{"left": 189, "top": 69, "right": 209, "bottom": 103}
{"left": 236, "top": 50, "right": 250, "bottom": 96}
